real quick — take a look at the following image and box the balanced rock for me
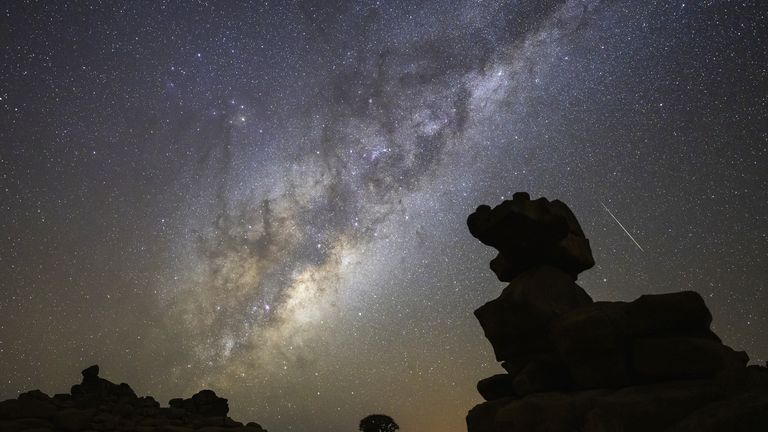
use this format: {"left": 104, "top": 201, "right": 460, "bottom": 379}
{"left": 169, "top": 389, "right": 229, "bottom": 417}
{"left": 467, "top": 192, "right": 594, "bottom": 281}
{"left": 465, "top": 193, "right": 768, "bottom": 432}
{"left": 70, "top": 364, "right": 137, "bottom": 402}
{"left": 81, "top": 364, "right": 99, "bottom": 381}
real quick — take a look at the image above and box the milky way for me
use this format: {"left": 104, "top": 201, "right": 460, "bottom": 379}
{"left": 2, "top": 1, "right": 766, "bottom": 431}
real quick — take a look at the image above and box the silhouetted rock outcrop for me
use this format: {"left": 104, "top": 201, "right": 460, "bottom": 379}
{"left": 466, "top": 193, "right": 768, "bottom": 432}
{"left": 467, "top": 192, "right": 595, "bottom": 281}
{"left": 0, "top": 365, "right": 267, "bottom": 432}
{"left": 169, "top": 390, "right": 229, "bottom": 417}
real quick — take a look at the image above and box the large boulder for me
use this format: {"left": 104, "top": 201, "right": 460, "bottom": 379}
{"left": 192, "top": 390, "right": 229, "bottom": 417}
{"left": 549, "top": 302, "right": 632, "bottom": 389}
{"left": 625, "top": 291, "right": 712, "bottom": 337}
{"left": 81, "top": 364, "right": 99, "bottom": 381}
{"left": 474, "top": 265, "right": 593, "bottom": 361}
{"left": 170, "top": 390, "right": 229, "bottom": 417}
{"left": 467, "top": 193, "right": 594, "bottom": 280}
{"left": 71, "top": 364, "right": 137, "bottom": 403}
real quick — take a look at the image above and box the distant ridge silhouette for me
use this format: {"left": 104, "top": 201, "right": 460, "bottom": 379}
{"left": 0, "top": 364, "right": 267, "bottom": 432}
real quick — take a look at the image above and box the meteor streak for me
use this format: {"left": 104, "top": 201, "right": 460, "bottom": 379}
{"left": 600, "top": 202, "right": 645, "bottom": 252}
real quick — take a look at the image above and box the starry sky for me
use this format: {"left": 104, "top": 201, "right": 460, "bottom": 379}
{"left": 1, "top": 1, "right": 766, "bottom": 431}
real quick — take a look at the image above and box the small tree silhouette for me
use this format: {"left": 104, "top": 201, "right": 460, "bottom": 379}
{"left": 359, "top": 414, "right": 399, "bottom": 432}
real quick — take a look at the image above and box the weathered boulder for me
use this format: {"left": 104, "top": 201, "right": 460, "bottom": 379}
{"left": 467, "top": 193, "right": 594, "bottom": 280}
{"left": 70, "top": 364, "right": 137, "bottom": 403}
{"left": 474, "top": 265, "right": 593, "bottom": 361}
{"left": 550, "top": 301, "right": 631, "bottom": 389}
{"left": 81, "top": 365, "right": 99, "bottom": 381}
{"left": 626, "top": 291, "right": 713, "bottom": 337}
{"left": 194, "top": 390, "right": 229, "bottom": 417}
{"left": 169, "top": 389, "right": 229, "bottom": 417}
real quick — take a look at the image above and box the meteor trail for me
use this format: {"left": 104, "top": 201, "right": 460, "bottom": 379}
{"left": 600, "top": 202, "right": 645, "bottom": 252}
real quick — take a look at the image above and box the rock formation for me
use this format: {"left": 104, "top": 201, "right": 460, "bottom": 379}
{"left": 466, "top": 192, "right": 768, "bottom": 432}
{"left": 0, "top": 365, "right": 267, "bottom": 432}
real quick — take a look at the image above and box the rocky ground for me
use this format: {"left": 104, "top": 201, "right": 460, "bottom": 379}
{"left": 0, "top": 365, "right": 267, "bottom": 432}
{"left": 466, "top": 192, "right": 768, "bottom": 432}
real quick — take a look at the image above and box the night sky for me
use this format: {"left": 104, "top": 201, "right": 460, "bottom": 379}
{"left": 1, "top": 1, "right": 767, "bottom": 431}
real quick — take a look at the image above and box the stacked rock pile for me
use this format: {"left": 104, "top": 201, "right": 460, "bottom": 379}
{"left": 466, "top": 192, "right": 768, "bottom": 432}
{"left": 0, "top": 365, "right": 267, "bottom": 432}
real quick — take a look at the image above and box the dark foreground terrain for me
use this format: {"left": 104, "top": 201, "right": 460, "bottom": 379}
{"left": 0, "top": 365, "right": 266, "bottom": 432}
{"left": 466, "top": 193, "right": 768, "bottom": 432}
